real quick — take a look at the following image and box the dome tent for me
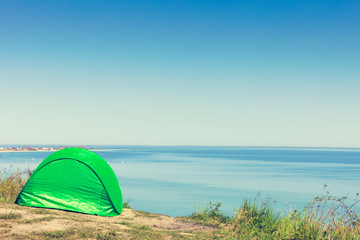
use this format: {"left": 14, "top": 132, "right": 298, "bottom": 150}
{"left": 15, "top": 148, "right": 122, "bottom": 216}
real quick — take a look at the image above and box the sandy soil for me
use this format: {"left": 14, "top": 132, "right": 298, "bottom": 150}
{"left": 0, "top": 203, "right": 216, "bottom": 239}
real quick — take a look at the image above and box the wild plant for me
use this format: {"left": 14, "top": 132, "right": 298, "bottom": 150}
{"left": 300, "top": 185, "right": 360, "bottom": 239}
{"left": 188, "top": 201, "right": 230, "bottom": 226}
{"left": 233, "top": 187, "right": 360, "bottom": 240}
{"left": 123, "top": 200, "right": 132, "bottom": 209}
{"left": 229, "top": 193, "right": 279, "bottom": 239}
{"left": 190, "top": 188, "right": 360, "bottom": 239}
{"left": 0, "top": 166, "right": 32, "bottom": 202}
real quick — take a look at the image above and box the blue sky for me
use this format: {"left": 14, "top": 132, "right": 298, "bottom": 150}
{"left": 1, "top": 0, "right": 359, "bottom": 147}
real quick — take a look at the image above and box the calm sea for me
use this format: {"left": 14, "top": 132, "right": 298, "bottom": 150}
{"left": 1, "top": 146, "right": 360, "bottom": 217}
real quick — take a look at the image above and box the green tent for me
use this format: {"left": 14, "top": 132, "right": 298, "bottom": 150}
{"left": 15, "top": 148, "right": 123, "bottom": 216}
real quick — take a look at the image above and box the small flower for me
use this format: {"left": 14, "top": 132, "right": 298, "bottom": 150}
{"left": 324, "top": 184, "right": 328, "bottom": 188}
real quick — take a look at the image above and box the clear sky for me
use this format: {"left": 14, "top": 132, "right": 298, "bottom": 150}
{"left": 1, "top": 0, "right": 359, "bottom": 147}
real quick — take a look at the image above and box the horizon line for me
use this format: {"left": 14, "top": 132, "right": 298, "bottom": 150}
{"left": 1, "top": 144, "right": 360, "bottom": 150}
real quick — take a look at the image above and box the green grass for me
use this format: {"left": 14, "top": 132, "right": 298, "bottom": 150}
{"left": 188, "top": 201, "right": 230, "bottom": 227}
{"left": 228, "top": 197, "right": 279, "bottom": 239}
{"left": 187, "top": 188, "right": 360, "bottom": 240}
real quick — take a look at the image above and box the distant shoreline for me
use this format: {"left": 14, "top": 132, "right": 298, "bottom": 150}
{"left": 1, "top": 146, "right": 359, "bottom": 153}
{"left": 0, "top": 150, "right": 56, "bottom": 153}
{"left": 0, "top": 148, "right": 105, "bottom": 153}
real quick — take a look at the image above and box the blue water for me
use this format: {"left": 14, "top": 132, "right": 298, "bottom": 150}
{"left": 1, "top": 146, "right": 360, "bottom": 217}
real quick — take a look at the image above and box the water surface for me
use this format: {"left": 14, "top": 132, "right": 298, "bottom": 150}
{"left": 1, "top": 146, "right": 360, "bottom": 217}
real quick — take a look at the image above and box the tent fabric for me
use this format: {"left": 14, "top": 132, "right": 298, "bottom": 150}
{"left": 15, "top": 148, "right": 123, "bottom": 216}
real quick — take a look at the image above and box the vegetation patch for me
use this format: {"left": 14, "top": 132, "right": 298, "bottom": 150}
{"left": 0, "top": 211, "right": 22, "bottom": 220}
{"left": 0, "top": 167, "right": 31, "bottom": 202}
{"left": 123, "top": 200, "right": 132, "bottom": 209}
{"left": 188, "top": 201, "right": 230, "bottom": 227}
{"left": 187, "top": 187, "right": 360, "bottom": 240}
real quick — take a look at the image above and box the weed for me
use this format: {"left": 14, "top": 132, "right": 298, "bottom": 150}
{"left": 187, "top": 187, "right": 360, "bottom": 239}
{"left": 188, "top": 201, "right": 230, "bottom": 227}
{"left": 225, "top": 194, "right": 279, "bottom": 239}
{"left": 0, "top": 167, "right": 31, "bottom": 202}
{"left": 123, "top": 200, "right": 131, "bottom": 209}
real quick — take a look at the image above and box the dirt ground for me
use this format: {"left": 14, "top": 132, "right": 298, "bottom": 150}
{"left": 0, "top": 203, "right": 216, "bottom": 239}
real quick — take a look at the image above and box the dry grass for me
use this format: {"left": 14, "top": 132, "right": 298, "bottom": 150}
{"left": 0, "top": 211, "right": 22, "bottom": 220}
{"left": 0, "top": 167, "right": 32, "bottom": 202}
